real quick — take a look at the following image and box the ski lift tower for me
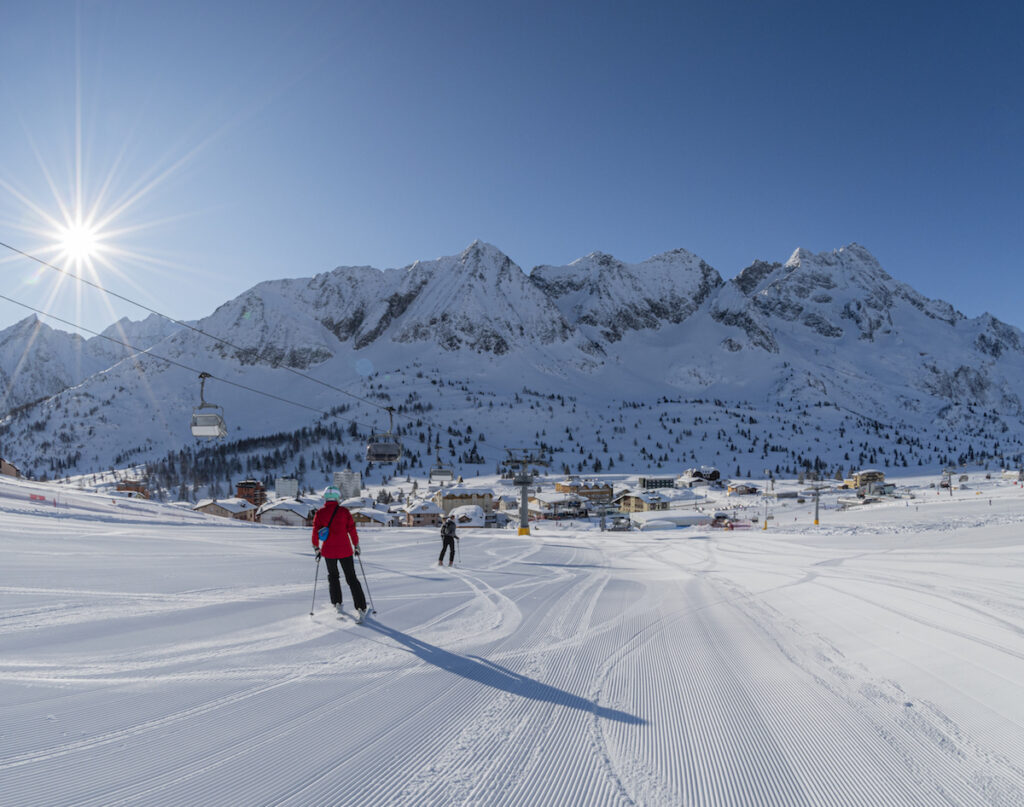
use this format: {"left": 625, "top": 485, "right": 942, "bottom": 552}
{"left": 806, "top": 474, "right": 830, "bottom": 526}
{"left": 763, "top": 468, "right": 772, "bottom": 530}
{"left": 942, "top": 466, "right": 956, "bottom": 497}
{"left": 504, "top": 447, "right": 548, "bottom": 536}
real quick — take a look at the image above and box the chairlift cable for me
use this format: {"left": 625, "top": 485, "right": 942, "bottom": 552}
{"left": 0, "top": 239, "right": 389, "bottom": 413}
{"left": 0, "top": 290, "right": 377, "bottom": 425}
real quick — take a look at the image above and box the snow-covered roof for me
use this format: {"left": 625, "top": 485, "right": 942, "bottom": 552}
{"left": 437, "top": 484, "right": 494, "bottom": 497}
{"left": 257, "top": 498, "right": 315, "bottom": 517}
{"left": 449, "top": 504, "right": 485, "bottom": 526}
{"left": 194, "top": 497, "right": 256, "bottom": 515}
{"left": 404, "top": 499, "right": 444, "bottom": 515}
{"left": 530, "top": 491, "right": 583, "bottom": 505}
{"left": 559, "top": 477, "right": 610, "bottom": 488}
{"left": 353, "top": 508, "right": 394, "bottom": 525}
{"left": 342, "top": 496, "right": 377, "bottom": 509}
{"left": 616, "top": 488, "right": 701, "bottom": 505}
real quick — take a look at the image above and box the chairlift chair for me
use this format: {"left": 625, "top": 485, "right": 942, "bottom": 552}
{"left": 429, "top": 451, "right": 454, "bottom": 485}
{"left": 365, "top": 407, "right": 402, "bottom": 464}
{"left": 191, "top": 372, "right": 227, "bottom": 439}
{"left": 429, "top": 465, "right": 455, "bottom": 485}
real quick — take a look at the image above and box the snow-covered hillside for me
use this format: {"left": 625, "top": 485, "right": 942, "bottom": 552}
{"left": 0, "top": 313, "right": 183, "bottom": 412}
{"left": 3, "top": 472, "right": 1023, "bottom": 805}
{"left": 1, "top": 241, "right": 1023, "bottom": 489}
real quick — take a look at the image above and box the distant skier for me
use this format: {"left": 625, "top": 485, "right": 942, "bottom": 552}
{"left": 439, "top": 514, "right": 458, "bottom": 566}
{"left": 312, "top": 486, "right": 368, "bottom": 621}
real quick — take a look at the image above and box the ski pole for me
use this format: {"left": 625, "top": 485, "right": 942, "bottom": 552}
{"left": 309, "top": 554, "right": 321, "bottom": 616}
{"left": 349, "top": 535, "right": 377, "bottom": 614}
{"left": 355, "top": 551, "right": 376, "bottom": 614}
{"left": 457, "top": 537, "right": 462, "bottom": 565}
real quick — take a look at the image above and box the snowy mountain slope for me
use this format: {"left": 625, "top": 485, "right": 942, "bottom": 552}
{"left": 379, "top": 241, "right": 582, "bottom": 356}
{"left": 3, "top": 240, "right": 1024, "bottom": 485}
{"left": 0, "top": 316, "right": 95, "bottom": 410}
{"left": 691, "top": 244, "right": 1024, "bottom": 419}
{"left": 0, "top": 313, "right": 184, "bottom": 412}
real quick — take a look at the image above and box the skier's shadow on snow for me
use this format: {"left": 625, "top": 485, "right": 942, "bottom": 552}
{"left": 364, "top": 620, "right": 645, "bottom": 725}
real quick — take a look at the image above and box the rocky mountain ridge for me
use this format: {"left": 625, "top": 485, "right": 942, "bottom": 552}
{"left": 1, "top": 240, "right": 1023, "bottom": 482}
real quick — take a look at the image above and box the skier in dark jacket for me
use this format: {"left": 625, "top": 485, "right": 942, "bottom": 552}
{"left": 439, "top": 514, "right": 458, "bottom": 566}
{"left": 312, "top": 486, "right": 367, "bottom": 619}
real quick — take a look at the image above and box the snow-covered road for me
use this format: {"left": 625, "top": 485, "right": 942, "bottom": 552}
{"left": 2, "top": 481, "right": 1023, "bottom": 805}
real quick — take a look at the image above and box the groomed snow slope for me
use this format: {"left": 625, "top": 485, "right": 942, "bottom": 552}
{"left": 2, "top": 476, "right": 1023, "bottom": 806}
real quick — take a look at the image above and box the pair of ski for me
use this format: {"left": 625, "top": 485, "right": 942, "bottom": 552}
{"left": 335, "top": 606, "right": 368, "bottom": 624}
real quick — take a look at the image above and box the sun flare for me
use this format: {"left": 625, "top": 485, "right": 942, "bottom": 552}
{"left": 56, "top": 219, "right": 102, "bottom": 267}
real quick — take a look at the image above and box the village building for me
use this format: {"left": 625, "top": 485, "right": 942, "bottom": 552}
{"left": 485, "top": 510, "right": 512, "bottom": 528}
{"left": 677, "top": 467, "right": 721, "bottom": 487}
{"left": 116, "top": 481, "right": 151, "bottom": 499}
{"left": 1, "top": 458, "right": 21, "bottom": 478}
{"left": 434, "top": 484, "right": 494, "bottom": 514}
{"left": 843, "top": 469, "right": 885, "bottom": 489}
{"left": 402, "top": 499, "right": 444, "bottom": 528}
{"left": 555, "top": 477, "right": 613, "bottom": 503}
{"left": 235, "top": 479, "right": 267, "bottom": 507}
{"left": 275, "top": 477, "right": 299, "bottom": 499}
{"left": 449, "top": 504, "right": 486, "bottom": 527}
{"left": 495, "top": 494, "right": 521, "bottom": 513}
{"left": 193, "top": 498, "right": 258, "bottom": 522}
{"left": 615, "top": 490, "right": 670, "bottom": 513}
{"left": 637, "top": 476, "right": 675, "bottom": 490}
{"left": 528, "top": 491, "right": 586, "bottom": 520}
{"left": 333, "top": 469, "right": 363, "bottom": 500}
{"left": 351, "top": 508, "right": 398, "bottom": 527}
{"left": 727, "top": 483, "right": 760, "bottom": 496}
{"left": 257, "top": 499, "right": 316, "bottom": 527}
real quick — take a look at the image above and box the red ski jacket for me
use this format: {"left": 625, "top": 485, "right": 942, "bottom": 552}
{"left": 311, "top": 501, "right": 360, "bottom": 559}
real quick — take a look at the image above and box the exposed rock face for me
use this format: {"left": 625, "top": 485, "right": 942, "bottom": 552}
{"left": 530, "top": 248, "right": 723, "bottom": 342}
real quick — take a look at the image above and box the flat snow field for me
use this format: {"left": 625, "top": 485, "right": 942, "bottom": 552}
{"left": 2, "top": 478, "right": 1024, "bottom": 806}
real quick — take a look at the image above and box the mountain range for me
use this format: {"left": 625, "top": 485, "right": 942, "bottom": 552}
{"left": 1, "top": 240, "right": 1022, "bottom": 489}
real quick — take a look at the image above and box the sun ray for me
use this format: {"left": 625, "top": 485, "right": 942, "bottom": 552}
{"left": 92, "top": 136, "right": 218, "bottom": 233}
{"left": 24, "top": 130, "right": 76, "bottom": 229}
{"left": 0, "top": 175, "right": 66, "bottom": 236}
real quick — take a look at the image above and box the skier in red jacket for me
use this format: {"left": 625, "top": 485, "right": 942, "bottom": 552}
{"left": 312, "top": 486, "right": 367, "bottom": 620}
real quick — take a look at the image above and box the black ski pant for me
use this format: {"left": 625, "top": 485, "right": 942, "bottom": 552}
{"left": 326, "top": 556, "right": 366, "bottom": 611}
{"left": 439, "top": 536, "right": 455, "bottom": 563}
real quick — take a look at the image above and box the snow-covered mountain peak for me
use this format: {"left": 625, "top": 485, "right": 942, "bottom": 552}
{"left": 460, "top": 239, "right": 507, "bottom": 262}
{"left": 385, "top": 242, "right": 576, "bottom": 354}
{"left": 531, "top": 248, "right": 722, "bottom": 343}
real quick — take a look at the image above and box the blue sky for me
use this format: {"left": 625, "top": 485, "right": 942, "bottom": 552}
{"left": 0, "top": 0, "right": 1020, "bottom": 335}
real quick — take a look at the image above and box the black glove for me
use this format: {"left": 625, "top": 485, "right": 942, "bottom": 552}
{"left": 315, "top": 548, "right": 321, "bottom": 560}
{"left": 353, "top": 546, "right": 361, "bottom": 556}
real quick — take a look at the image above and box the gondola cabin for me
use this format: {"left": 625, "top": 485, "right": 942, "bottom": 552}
{"left": 191, "top": 372, "right": 227, "bottom": 439}
{"left": 191, "top": 408, "right": 227, "bottom": 439}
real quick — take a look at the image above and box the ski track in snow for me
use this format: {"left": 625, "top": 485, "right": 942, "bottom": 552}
{"left": 3, "top": 490, "right": 1024, "bottom": 805}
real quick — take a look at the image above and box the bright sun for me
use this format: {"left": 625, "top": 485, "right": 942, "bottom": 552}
{"left": 57, "top": 220, "right": 101, "bottom": 266}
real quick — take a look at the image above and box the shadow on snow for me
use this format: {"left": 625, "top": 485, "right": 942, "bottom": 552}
{"left": 364, "top": 620, "right": 646, "bottom": 726}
